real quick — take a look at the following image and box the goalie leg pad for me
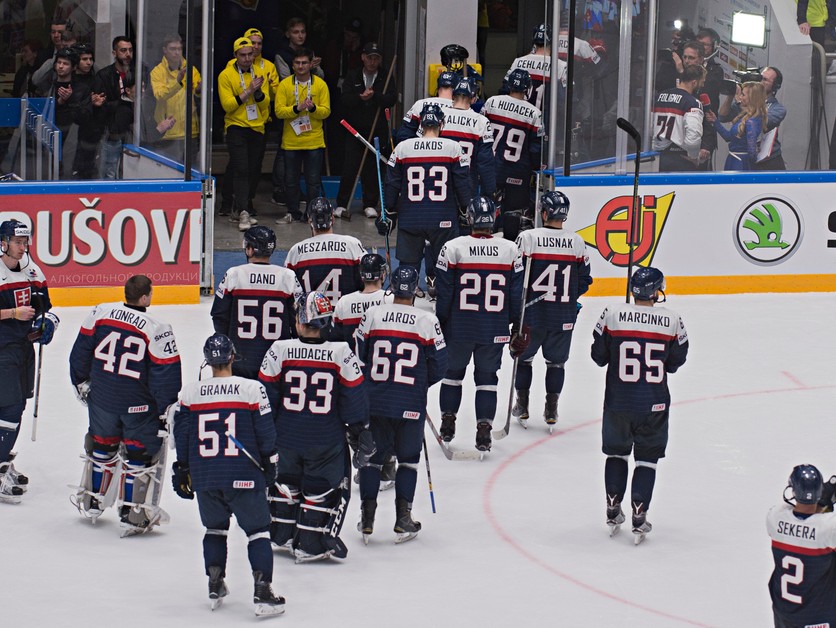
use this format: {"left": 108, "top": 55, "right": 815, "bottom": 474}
{"left": 295, "top": 486, "right": 341, "bottom": 562}
{"left": 119, "top": 440, "right": 170, "bottom": 535}
{"left": 71, "top": 433, "right": 120, "bottom": 518}
{"left": 268, "top": 482, "right": 301, "bottom": 550}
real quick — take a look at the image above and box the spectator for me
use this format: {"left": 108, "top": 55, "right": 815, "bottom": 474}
{"left": 71, "top": 44, "right": 101, "bottom": 179}
{"left": 32, "top": 27, "right": 77, "bottom": 96}
{"left": 334, "top": 42, "right": 396, "bottom": 220}
{"left": 91, "top": 36, "right": 134, "bottom": 180}
{"left": 12, "top": 40, "right": 42, "bottom": 97}
{"left": 706, "top": 81, "right": 765, "bottom": 172}
{"left": 51, "top": 47, "right": 87, "bottom": 178}
{"left": 680, "top": 41, "right": 715, "bottom": 169}
{"left": 797, "top": 0, "right": 829, "bottom": 47}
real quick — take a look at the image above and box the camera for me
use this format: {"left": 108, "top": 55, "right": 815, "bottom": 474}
{"left": 733, "top": 67, "right": 762, "bottom": 84}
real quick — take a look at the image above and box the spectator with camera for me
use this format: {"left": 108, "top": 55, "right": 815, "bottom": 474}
{"left": 706, "top": 81, "right": 766, "bottom": 172}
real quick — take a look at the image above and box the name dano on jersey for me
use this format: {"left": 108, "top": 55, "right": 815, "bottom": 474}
{"left": 657, "top": 93, "right": 684, "bottom": 104}
{"left": 536, "top": 236, "right": 575, "bottom": 248}
{"left": 617, "top": 311, "right": 671, "bottom": 326}
{"left": 412, "top": 140, "right": 443, "bottom": 151}
{"left": 381, "top": 311, "right": 416, "bottom": 325}
{"left": 199, "top": 383, "right": 242, "bottom": 397}
{"left": 286, "top": 346, "right": 334, "bottom": 362}
{"left": 249, "top": 273, "right": 277, "bottom": 285}
{"left": 297, "top": 240, "right": 349, "bottom": 255}
{"left": 468, "top": 244, "right": 499, "bottom": 257}
{"left": 776, "top": 521, "right": 818, "bottom": 540}
{"left": 108, "top": 307, "right": 147, "bottom": 329}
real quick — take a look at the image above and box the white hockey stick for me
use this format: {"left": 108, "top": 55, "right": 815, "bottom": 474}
{"left": 425, "top": 414, "right": 481, "bottom": 461}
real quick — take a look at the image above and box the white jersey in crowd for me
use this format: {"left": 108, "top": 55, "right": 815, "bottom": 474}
{"left": 504, "top": 52, "right": 567, "bottom": 111}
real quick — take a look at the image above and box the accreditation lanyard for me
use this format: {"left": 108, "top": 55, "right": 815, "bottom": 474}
{"left": 236, "top": 64, "right": 255, "bottom": 102}
{"left": 293, "top": 76, "right": 311, "bottom": 106}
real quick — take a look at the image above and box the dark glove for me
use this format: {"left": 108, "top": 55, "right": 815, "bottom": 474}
{"left": 819, "top": 475, "right": 836, "bottom": 511}
{"left": 29, "top": 311, "right": 60, "bottom": 344}
{"left": 74, "top": 380, "right": 91, "bottom": 406}
{"left": 171, "top": 461, "right": 194, "bottom": 499}
{"left": 458, "top": 205, "right": 469, "bottom": 228}
{"left": 347, "top": 423, "right": 377, "bottom": 469}
{"left": 263, "top": 454, "right": 279, "bottom": 487}
{"left": 509, "top": 323, "right": 531, "bottom": 359}
{"left": 375, "top": 213, "right": 396, "bottom": 236}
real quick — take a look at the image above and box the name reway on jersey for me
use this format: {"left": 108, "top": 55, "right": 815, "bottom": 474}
{"left": 350, "top": 300, "right": 378, "bottom": 315}
{"left": 657, "top": 93, "right": 684, "bottom": 104}
{"left": 494, "top": 99, "right": 533, "bottom": 117}
{"left": 382, "top": 311, "right": 416, "bottom": 325}
{"left": 776, "top": 521, "right": 817, "bottom": 540}
{"left": 537, "top": 236, "right": 575, "bottom": 248}
{"left": 297, "top": 240, "right": 348, "bottom": 254}
{"left": 249, "top": 273, "right": 276, "bottom": 285}
{"left": 108, "top": 307, "right": 147, "bottom": 329}
{"left": 617, "top": 311, "right": 671, "bottom": 326}
{"left": 287, "top": 347, "right": 334, "bottom": 362}
{"left": 199, "top": 383, "right": 243, "bottom": 396}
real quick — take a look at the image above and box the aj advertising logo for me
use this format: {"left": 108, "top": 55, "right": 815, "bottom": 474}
{"left": 577, "top": 192, "right": 674, "bottom": 268}
{"left": 733, "top": 196, "right": 803, "bottom": 266}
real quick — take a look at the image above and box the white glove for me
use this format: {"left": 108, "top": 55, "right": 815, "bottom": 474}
{"left": 74, "top": 380, "right": 91, "bottom": 406}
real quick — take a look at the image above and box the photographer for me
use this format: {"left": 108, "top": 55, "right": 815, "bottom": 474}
{"left": 719, "top": 67, "right": 786, "bottom": 170}
{"left": 654, "top": 26, "right": 695, "bottom": 92}
{"left": 680, "top": 41, "right": 716, "bottom": 169}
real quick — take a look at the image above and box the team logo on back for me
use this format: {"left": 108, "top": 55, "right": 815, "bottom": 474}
{"left": 733, "top": 196, "right": 803, "bottom": 266}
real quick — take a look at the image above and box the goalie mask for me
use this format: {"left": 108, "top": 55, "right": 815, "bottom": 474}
{"left": 296, "top": 291, "right": 333, "bottom": 329}
{"left": 440, "top": 44, "right": 469, "bottom": 72}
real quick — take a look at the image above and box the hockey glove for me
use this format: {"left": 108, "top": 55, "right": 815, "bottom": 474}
{"left": 171, "top": 461, "right": 194, "bottom": 500}
{"left": 819, "top": 475, "right": 836, "bottom": 512}
{"left": 347, "top": 423, "right": 377, "bottom": 468}
{"left": 29, "top": 311, "right": 60, "bottom": 344}
{"left": 74, "top": 380, "right": 91, "bottom": 406}
{"left": 375, "top": 213, "right": 396, "bottom": 236}
{"left": 458, "top": 205, "right": 469, "bottom": 228}
{"left": 509, "top": 324, "right": 531, "bottom": 359}
{"left": 263, "top": 453, "right": 279, "bottom": 487}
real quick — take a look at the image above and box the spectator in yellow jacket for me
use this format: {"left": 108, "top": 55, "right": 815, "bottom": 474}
{"left": 797, "top": 0, "right": 829, "bottom": 47}
{"left": 217, "top": 36, "right": 271, "bottom": 230}
{"left": 274, "top": 48, "right": 331, "bottom": 223}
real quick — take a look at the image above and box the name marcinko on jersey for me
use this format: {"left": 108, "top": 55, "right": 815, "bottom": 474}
{"left": 617, "top": 311, "right": 671, "bottom": 326}
{"left": 298, "top": 240, "right": 348, "bottom": 254}
{"left": 381, "top": 311, "right": 416, "bottom": 325}
{"left": 199, "top": 383, "right": 241, "bottom": 396}
{"left": 777, "top": 521, "right": 817, "bottom": 540}
{"left": 287, "top": 347, "right": 334, "bottom": 362}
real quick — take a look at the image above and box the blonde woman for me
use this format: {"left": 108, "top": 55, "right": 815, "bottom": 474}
{"left": 706, "top": 81, "right": 766, "bottom": 171}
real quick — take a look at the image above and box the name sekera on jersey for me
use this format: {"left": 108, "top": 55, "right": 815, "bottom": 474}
{"left": 776, "top": 520, "right": 817, "bottom": 540}
{"left": 296, "top": 240, "right": 348, "bottom": 254}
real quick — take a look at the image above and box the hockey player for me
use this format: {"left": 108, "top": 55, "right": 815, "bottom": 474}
{"left": 285, "top": 197, "right": 366, "bottom": 306}
{"left": 212, "top": 226, "right": 302, "bottom": 379}
{"left": 69, "top": 274, "right": 182, "bottom": 535}
{"left": 435, "top": 197, "right": 523, "bottom": 453}
{"left": 258, "top": 291, "right": 372, "bottom": 562}
{"left": 501, "top": 23, "right": 567, "bottom": 113}
{"left": 651, "top": 64, "right": 705, "bottom": 172}
{"left": 332, "top": 253, "right": 392, "bottom": 352}
{"left": 0, "top": 219, "right": 58, "bottom": 504}
{"left": 591, "top": 267, "right": 689, "bottom": 543}
{"left": 172, "top": 333, "right": 285, "bottom": 617}
{"left": 441, "top": 79, "right": 496, "bottom": 199}
{"left": 510, "top": 191, "right": 592, "bottom": 430}
{"left": 380, "top": 103, "right": 471, "bottom": 297}
{"left": 767, "top": 465, "right": 836, "bottom": 627}
{"left": 394, "top": 71, "right": 456, "bottom": 144}
{"left": 355, "top": 265, "right": 448, "bottom": 543}
{"left": 482, "top": 69, "right": 544, "bottom": 240}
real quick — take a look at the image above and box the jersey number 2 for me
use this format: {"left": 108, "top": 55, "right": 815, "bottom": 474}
{"left": 780, "top": 555, "right": 804, "bottom": 604}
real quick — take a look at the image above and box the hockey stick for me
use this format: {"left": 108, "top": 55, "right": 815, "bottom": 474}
{"left": 373, "top": 136, "right": 393, "bottom": 276}
{"left": 616, "top": 117, "right": 642, "bottom": 303}
{"left": 31, "top": 342, "right": 43, "bottom": 441}
{"left": 425, "top": 414, "right": 481, "bottom": 461}
{"left": 492, "top": 257, "right": 534, "bottom": 441}
{"left": 384, "top": 107, "right": 395, "bottom": 151}
{"left": 340, "top": 120, "right": 389, "bottom": 165}
{"left": 226, "top": 432, "right": 264, "bottom": 472}
{"left": 422, "top": 436, "right": 436, "bottom": 513}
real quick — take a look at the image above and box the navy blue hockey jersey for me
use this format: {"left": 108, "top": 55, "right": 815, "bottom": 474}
{"left": 482, "top": 94, "right": 543, "bottom": 177}
{"left": 767, "top": 504, "right": 836, "bottom": 626}
{"left": 384, "top": 136, "right": 471, "bottom": 230}
{"left": 435, "top": 234, "right": 523, "bottom": 344}
{"left": 515, "top": 226, "right": 592, "bottom": 328}
{"left": 590, "top": 302, "right": 688, "bottom": 413}
{"left": 356, "top": 303, "right": 448, "bottom": 420}
{"left": 69, "top": 302, "right": 182, "bottom": 414}
{"left": 0, "top": 258, "right": 50, "bottom": 348}
{"left": 211, "top": 262, "right": 302, "bottom": 378}
{"left": 258, "top": 338, "right": 368, "bottom": 450}
{"left": 173, "top": 375, "right": 276, "bottom": 491}
{"left": 285, "top": 234, "right": 366, "bottom": 306}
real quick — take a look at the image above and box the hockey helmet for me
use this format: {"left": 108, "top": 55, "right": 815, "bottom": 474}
{"left": 307, "top": 197, "right": 334, "bottom": 231}
{"left": 420, "top": 103, "right": 445, "bottom": 128}
{"left": 390, "top": 265, "right": 419, "bottom": 298}
{"left": 507, "top": 68, "right": 531, "bottom": 93}
{"left": 0, "top": 219, "right": 30, "bottom": 252}
{"left": 296, "top": 291, "right": 333, "bottom": 328}
{"left": 540, "top": 190, "right": 570, "bottom": 221}
{"left": 788, "top": 464, "right": 823, "bottom": 505}
{"left": 630, "top": 267, "right": 666, "bottom": 301}
{"left": 436, "top": 71, "right": 457, "bottom": 90}
{"left": 440, "top": 44, "right": 469, "bottom": 71}
{"left": 453, "top": 79, "right": 474, "bottom": 98}
{"left": 203, "top": 333, "right": 237, "bottom": 366}
{"left": 243, "top": 225, "right": 277, "bottom": 257}
{"left": 466, "top": 196, "right": 497, "bottom": 229}
{"left": 532, "top": 23, "right": 552, "bottom": 46}
{"left": 359, "top": 253, "right": 387, "bottom": 282}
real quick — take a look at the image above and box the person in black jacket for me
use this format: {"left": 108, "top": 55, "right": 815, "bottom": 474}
{"left": 91, "top": 36, "right": 134, "bottom": 179}
{"left": 334, "top": 43, "right": 396, "bottom": 220}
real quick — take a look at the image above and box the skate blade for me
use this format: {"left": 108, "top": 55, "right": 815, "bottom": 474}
{"left": 119, "top": 523, "right": 150, "bottom": 538}
{"left": 633, "top": 532, "right": 647, "bottom": 545}
{"left": 379, "top": 480, "right": 395, "bottom": 491}
{"left": 294, "top": 551, "right": 333, "bottom": 564}
{"left": 608, "top": 523, "right": 621, "bottom": 538}
{"left": 516, "top": 417, "right": 528, "bottom": 429}
{"left": 363, "top": 533, "right": 371, "bottom": 545}
{"left": 394, "top": 531, "right": 418, "bottom": 544}
{"left": 255, "top": 603, "right": 286, "bottom": 617}
{"left": 0, "top": 494, "right": 22, "bottom": 505}
{"left": 210, "top": 597, "right": 224, "bottom": 611}
{"left": 271, "top": 540, "right": 295, "bottom": 555}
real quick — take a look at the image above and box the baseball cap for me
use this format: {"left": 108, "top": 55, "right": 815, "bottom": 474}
{"left": 362, "top": 42, "right": 382, "bottom": 56}
{"left": 243, "top": 28, "right": 263, "bottom": 40}
{"left": 345, "top": 17, "right": 363, "bottom": 34}
{"left": 233, "top": 37, "right": 253, "bottom": 53}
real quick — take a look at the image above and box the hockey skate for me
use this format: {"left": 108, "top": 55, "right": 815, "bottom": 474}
{"left": 0, "top": 454, "right": 29, "bottom": 493}
{"left": 632, "top": 504, "right": 652, "bottom": 545}
{"left": 357, "top": 499, "right": 377, "bottom": 545}
{"left": 380, "top": 456, "right": 396, "bottom": 491}
{"left": 208, "top": 566, "right": 229, "bottom": 611}
{"left": 69, "top": 446, "right": 121, "bottom": 522}
{"left": 394, "top": 498, "right": 421, "bottom": 544}
{"left": 426, "top": 276, "right": 437, "bottom": 300}
{"left": 511, "top": 390, "right": 529, "bottom": 429}
{"left": 606, "top": 498, "right": 625, "bottom": 538}
{"left": 0, "top": 467, "right": 23, "bottom": 504}
{"left": 544, "top": 393, "right": 559, "bottom": 433}
{"left": 440, "top": 412, "right": 456, "bottom": 442}
{"left": 475, "top": 421, "right": 492, "bottom": 457}
{"left": 118, "top": 446, "right": 170, "bottom": 537}
{"left": 253, "top": 571, "right": 285, "bottom": 617}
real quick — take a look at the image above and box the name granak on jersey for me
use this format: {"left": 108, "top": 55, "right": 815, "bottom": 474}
{"left": 287, "top": 346, "right": 334, "bottom": 362}
{"left": 776, "top": 521, "right": 818, "bottom": 540}
{"left": 199, "top": 382, "right": 242, "bottom": 396}
{"left": 297, "top": 240, "right": 348, "bottom": 254}
{"left": 108, "top": 307, "right": 147, "bottom": 329}
{"left": 617, "top": 311, "right": 671, "bottom": 326}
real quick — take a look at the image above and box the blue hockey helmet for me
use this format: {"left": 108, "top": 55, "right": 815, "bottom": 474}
{"left": 296, "top": 291, "right": 333, "bottom": 328}
{"left": 420, "top": 102, "right": 445, "bottom": 128}
{"left": 0, "top": 219, "right": 30, "bottom": 253}
{"left": 390, "top": 265, "right": 419, "bottom": 298}
{"left": 437, "top": 71, "right": 457, "bottom": 90}
{"left": 467, "top": 196, "right": 497, "bottom": 229}
{"left": 359, "top": 253, "right": 387, "bottom": 282}
{"left": 540, "top": 190, "right": 570, "bottom": 221}
{"left": 507, "top": 68, "right": 531, "bottom": 93}
{"left": 789, "top": 464, "right": 823, "bottom": 505}
{"left": 203, "top": 333, "right": 237, "bottom": 366}
{"left": 243, "top": 225, "right": 276, "bottom": 257}
{"left": 453, "top": 79, "right": 474, "bottom": 98}
{"left": 532, "top": 23, "right": 552, "bottom": 46}
{"left": 630, "top": 267, "right": 666, "bottom": 301}
{"left": 307, "top": 197, "right": 334, "bottom": 231}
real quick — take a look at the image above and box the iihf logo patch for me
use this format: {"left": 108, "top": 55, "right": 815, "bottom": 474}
{"left": 233, "top": 480, "right": 255, "bottom": 489}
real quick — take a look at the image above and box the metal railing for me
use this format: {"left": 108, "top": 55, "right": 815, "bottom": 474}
{"left": 19, "top": 97, "right": 61, "bottom": 181}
